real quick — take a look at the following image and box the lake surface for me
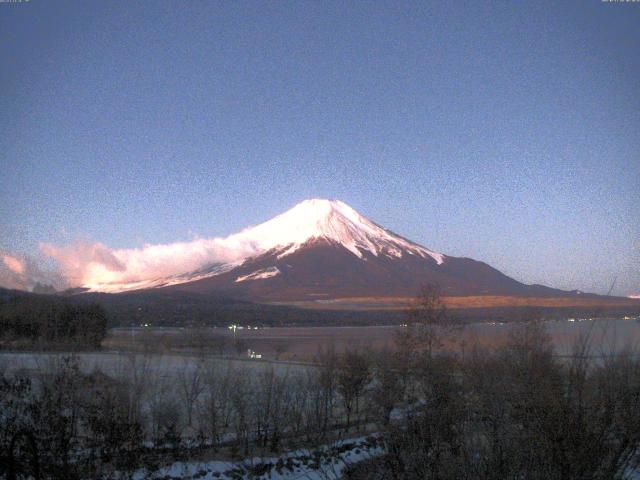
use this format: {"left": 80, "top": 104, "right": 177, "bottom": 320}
{"left": 103, "top": 316, "right": 640, "bottom": 361}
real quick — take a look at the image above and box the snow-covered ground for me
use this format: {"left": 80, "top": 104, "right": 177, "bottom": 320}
{"left": 127, "top": 436, "right": 383, "bottom": 480}
{"left": 0, "top": 351, "right": 311, "bottom": 377}
{"left": 124, "top": 433, "right": 640, "bottom": 479}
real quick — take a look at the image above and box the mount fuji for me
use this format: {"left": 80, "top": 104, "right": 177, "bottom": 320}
{"left": 89, "top": 199, "right": 580, "bottom": 302}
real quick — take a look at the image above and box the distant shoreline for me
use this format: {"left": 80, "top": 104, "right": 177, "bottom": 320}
{"left": 271, "top": 294, "right": 640, "bottom": 312}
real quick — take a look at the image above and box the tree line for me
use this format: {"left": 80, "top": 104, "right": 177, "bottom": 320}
{"left": 0, "top": 291, "right": 108, "bottom": 349}
{"left": 347, "top": 286, "right": 640, "bottom": 479}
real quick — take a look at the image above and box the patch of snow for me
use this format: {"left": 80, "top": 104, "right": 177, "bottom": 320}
{"left": 235, "top": 267, "right": 281, "bottom": 283}
{"left": 126, "top": 435, "right": 383, "bottom": 480}
{"left": 629, "top": 294, "right": 640, "bottom": 299}
{"left": 85, "top": 261, "right": 240, "bottom": 293}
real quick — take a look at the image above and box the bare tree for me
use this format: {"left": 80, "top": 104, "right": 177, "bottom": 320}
{"left": 253, "top": 367, "right": 290, "bottom": 454}
{"left": 149, "top": 394, "right": 183, "bottom": 453}
{"left": 396, "top": 284, "right": 451, "bottom": 359}
{"left": 337, "top": 350, "right": 371, "bottom": 431}
{"left": 198, "top": 363, "right": 234, "bottom": 450}
{"left": 369, "top": 350, "right": 402, "bottom": 426}
{"left": 115, "top": 352, "right": 156, "bottom": 425}
{"left": 316, "top": 345, "right": 338, "bottom": 436}
{"left": 177, "top": 356, "right": 206, "bottom": 429}
{"left": 229, "top": 373, "right": 251, "bottom": 458}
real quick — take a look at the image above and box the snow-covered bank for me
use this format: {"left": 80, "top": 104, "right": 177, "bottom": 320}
{"left": 127, "top": 435, "right": 383, "bottom": 480}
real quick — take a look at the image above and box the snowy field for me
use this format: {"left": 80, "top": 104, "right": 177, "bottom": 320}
{"left": 0, "top": 351, "right": 313, "bottom": 377}
{"left": 126, "top": 436, "right": 383, "bottom": 480}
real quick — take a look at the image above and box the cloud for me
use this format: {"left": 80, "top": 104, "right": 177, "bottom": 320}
{"left": 2, "top": 254, "right": 25, "bottom": 275}
{"left": 39, "top": 241, "right": 126, "bottom": 286}
{"left": 35, "top": 233, "right": 263, "bottom": 290}
{"left": 0, "top": 251, "right": 65, "bottom": 292}
{"left": 0, "top": 228, "right": 266, "bottom": 291}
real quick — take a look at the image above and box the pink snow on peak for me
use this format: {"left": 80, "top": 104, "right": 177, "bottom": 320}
{"left": 227, "top": 199, "right": 445, "bottom": 263}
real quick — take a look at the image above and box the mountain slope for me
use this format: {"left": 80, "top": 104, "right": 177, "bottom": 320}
{"left": 84, "top": 199, "right": 444, "bottom": 293}
{"left": 84, "top": 198, "right": 596, "bottom": 301}
{"left": 165, "top": 237, "right": 572, "bottom": 301}
{"left": 140, "top": 199, "right": 570, "bottom": 301}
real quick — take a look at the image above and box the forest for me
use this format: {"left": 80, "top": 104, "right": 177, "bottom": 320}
{"left": 0, "top": 290, "right": 107, "bottom": 350}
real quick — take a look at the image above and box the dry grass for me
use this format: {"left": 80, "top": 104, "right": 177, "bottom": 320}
{"left": 272, "top": 295, "right": 640, "bottom": 311}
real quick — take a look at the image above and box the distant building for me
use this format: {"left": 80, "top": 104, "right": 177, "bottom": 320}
{"left": 247, "top": 349, "right": 262, "bottom": 359}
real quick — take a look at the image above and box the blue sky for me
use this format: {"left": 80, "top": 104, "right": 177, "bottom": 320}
{"left": 0, "top": 1, "right": 638, "bottom": 294}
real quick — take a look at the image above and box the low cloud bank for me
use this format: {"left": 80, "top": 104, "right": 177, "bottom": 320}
{"left": 28, "top": 232, "right": 267, "bottom": 290}
{"left": 0, "top": 252, "right": 65, "bottom": 292}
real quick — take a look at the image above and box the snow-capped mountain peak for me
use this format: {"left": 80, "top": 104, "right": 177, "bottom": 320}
{"left": 83, "top": 199, "right": 445, "bottom": 293}
{"left": 71, "top": 200, "right": 612, "bottom": 301}
{"left": 226, "top": 199, "right": 445, "bottom": 263}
